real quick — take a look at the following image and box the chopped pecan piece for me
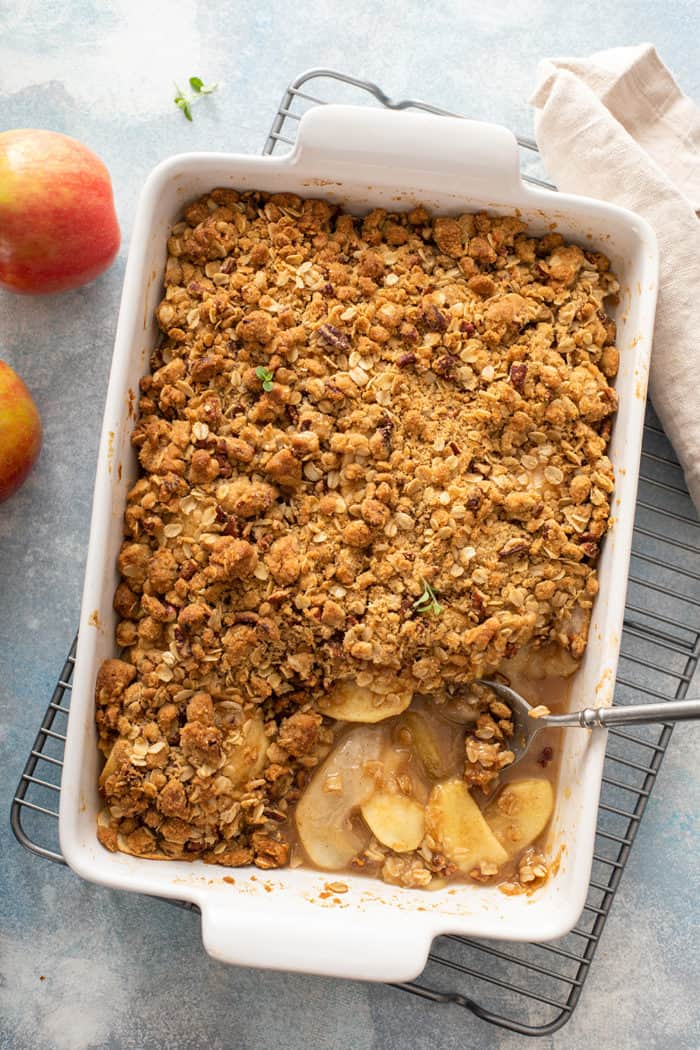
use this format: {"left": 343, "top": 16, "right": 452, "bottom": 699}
{"left": 509, "top": 362, "right": 527, "bottom": 392}
{"left": 317, "top": 323, "right": 351, "bottom": 350}
{"left": 397, "top": 351, "right": 416, "bottom": 367}
{"left": 500, "top": 537, "right": 530, "bottom": 556}
{"left": 422, "top": 304, "right": 448, "bottom": 331}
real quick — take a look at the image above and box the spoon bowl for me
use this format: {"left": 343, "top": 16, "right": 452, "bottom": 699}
{"left": 477, "top": 679, "right": 700, "bottom": 777}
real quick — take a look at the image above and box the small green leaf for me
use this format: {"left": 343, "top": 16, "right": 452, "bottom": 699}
{"left": 174, "top": 78, "right": 218, "bottom": 121}
{"left": 190, "top": 76, "right": 218, "bottom": 95}
{"left": 174, "top": 87, "right": 193, "bottom": 121}
{"left": 413, "top": 578, "right": 443, "bottom": 617}
{"left": 255, "top": 365, "right": 274, "bottom": 392}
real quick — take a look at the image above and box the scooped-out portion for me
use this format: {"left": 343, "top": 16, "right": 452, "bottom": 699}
{"left": 292, "top": 678, "right": 560, "bottom": 890}
{"left": 94, "top": 188, "right": 618, "bottom": 891}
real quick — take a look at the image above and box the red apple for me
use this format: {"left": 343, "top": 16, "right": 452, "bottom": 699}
{"left": 0, "top": 129, "right": 120, "bottom": 294}
{"left": 0, "top": 360, "right": 42, "bottom": 501}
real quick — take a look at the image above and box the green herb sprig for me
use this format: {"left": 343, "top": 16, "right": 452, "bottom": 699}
{"left": 174, "top": 77, "right": 219, "bottom": 121}
{"left": 255, "top": 365, "right": 275, "bottom": 392}
{"left": 413, "top": 578, "right": 443, "bottom": 617}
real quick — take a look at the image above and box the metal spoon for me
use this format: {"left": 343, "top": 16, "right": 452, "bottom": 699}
{"left": 477, "top": 680, "right": 700, "bottom": 771}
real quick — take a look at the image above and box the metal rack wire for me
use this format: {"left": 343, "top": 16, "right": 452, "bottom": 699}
{"left": 11, "top": 69, "right": 700, "bottom": 1037}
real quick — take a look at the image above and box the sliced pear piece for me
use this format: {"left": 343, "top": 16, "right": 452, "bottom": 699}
{"left": 318, "top": 676, "right": 413, "bottom": 723}
{"left": 501, "top": 642, "right": 579, "bottom": 680}
{"left": 401, "top": 711, "right": 449, "bottom": 778}
{"left": 377, "top": 742, "right": 407, "bottom": 781}
{"left": 223, "top": 714, "right": 268, "bottom": 788}
{"left": 98, "top": 739, "right": 131, "bottom": 790}
{"left": 361, "top": 791, "right": 425, "bottom": 853}
{"left": 484, "top": 778, "right": 554, "bottom": 856}
{"left": 425, "top": 778, "right": 508, "bottom": 873}
{"left": 379, "top": 742, "right": 431, "bottom": 805}
{"left": 401, "top": 713, "right": 442, "bottom": 777}
{"left": 441, "top": 695, "right": 481, "bottom": 725}
{"left": 296, "top": 726, "right": 386, "bottom": 870}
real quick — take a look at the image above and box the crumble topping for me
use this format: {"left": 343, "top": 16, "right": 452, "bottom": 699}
{"left": 95, "top": 189, "right": 618, "bottom": 885}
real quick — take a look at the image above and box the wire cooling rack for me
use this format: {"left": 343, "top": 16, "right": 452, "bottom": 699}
{"left": 11, "top": 69, "right": 700, "bottom": 1037}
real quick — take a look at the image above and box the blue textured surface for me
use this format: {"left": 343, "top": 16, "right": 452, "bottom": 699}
{"left": 1, "top": 4, "right": 699, "bottom": 1048}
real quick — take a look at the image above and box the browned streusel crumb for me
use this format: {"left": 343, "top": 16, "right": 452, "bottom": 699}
{"left": 499, "top": 847, "right": 551, "bottom": 895}
{"left": 381, "top": 853, "right": 434, "bottom": 889}
{"left": 462, "top": 684, "right": 516, "bottom": 789}
{"left": 528, "top": 704, "right": 551, "bottom": 719}
{"left": 95, "top": 189, "right": 618, "bottom": 875}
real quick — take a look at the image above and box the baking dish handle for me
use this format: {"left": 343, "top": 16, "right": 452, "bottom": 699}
{"left": 291, "top": 103, "right": 522, "bottom": 195}
{"left": 200, "top": 899, "right": 433, "bottom": 981}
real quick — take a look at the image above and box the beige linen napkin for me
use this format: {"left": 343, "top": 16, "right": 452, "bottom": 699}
{"left": 531, "top": 44, "right": 700, "bottom": 509}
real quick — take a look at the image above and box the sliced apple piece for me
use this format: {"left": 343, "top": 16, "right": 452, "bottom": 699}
{"left": 318, "top": 675, "right": 413, "bottom": 723}
{"left": 295, "top": 726, "right": 385, "bottom": 870}
{"left": 361, "top": 792, "right": 425, "bottom": 853}
{"left": 425, "top": 778, "right": 508, "bottom": 873}
{"left": 223, "top": 714, "right": 268, "bottom": 788}
{"left": 484, "top": 778, "right": 554, "bottom": 856}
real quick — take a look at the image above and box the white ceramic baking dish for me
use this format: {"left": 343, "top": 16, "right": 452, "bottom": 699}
{"left": 60, "top": 104, "right": 658, "bottom": 982}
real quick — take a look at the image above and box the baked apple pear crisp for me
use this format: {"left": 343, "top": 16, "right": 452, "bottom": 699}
{"left": 95, "top": 189, "right": 619, "bottom": 888}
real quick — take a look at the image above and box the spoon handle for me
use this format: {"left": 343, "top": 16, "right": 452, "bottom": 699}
{"left": 545, "top": 698, "right": 700, "bottom": 729}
